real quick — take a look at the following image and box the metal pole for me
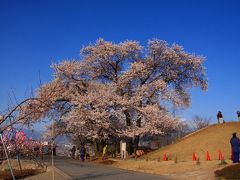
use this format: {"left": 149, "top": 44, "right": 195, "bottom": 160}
{"left": 9, "top": 117, "right": 23, "bottom": 179}
{"left": 51, "top": 119, "right": 55, "bottom": 180}
{"left": 0, "top": 133, "right": 15, "bottom": 180}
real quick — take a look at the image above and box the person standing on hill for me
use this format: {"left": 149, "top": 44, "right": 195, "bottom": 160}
{"left": 217, "top": 111, "right": 223, "bottom": 124}
{"left": 230, "top": 133, "right": 240, "bottom": 163}
{"left": 237, "top": 111, "right": 240, "bottom": 121}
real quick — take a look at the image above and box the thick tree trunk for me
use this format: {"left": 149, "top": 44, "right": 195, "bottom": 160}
{"left": 99, "top": 140, "right": 105, "bottom": 155}
{"left": 133, "top": 135, "right": 140, "bottom": 153}
{"left": 134, "top": 114, "right": 141, "bottom": 155}
{"left": 127, "top": 138, "right": 134, "bottom": 155}
{"left": 124, "top": 110, "right": 131, "bottom": 126}
{"left": 124, "top": 110, "right": 133, "bottom": 155}
{"left": 123, "top": 110, "right": 142, "bottom": 155}
{"left": 93, "top": 139, "right": 99, "bottom": 155}
{"left": 116, "top": 140, "right": 120, "bottom": 154}
{"left": 136, "top": 114, "right": 141, "bottom": 128}
{"left": 93, "top": 139, "right": 106, "bottom": 156}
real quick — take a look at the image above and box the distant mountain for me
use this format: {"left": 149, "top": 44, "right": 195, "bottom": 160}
{"left": 22, "top": 129, "right": 70, "bottom": 144}
{"left": 22, "top": 128, "right": 42, "bottom": 140}
{"left": 55, "top": 135, "right": 70, "bottom": 145}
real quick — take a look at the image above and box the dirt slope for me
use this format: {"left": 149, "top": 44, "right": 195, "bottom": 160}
{"left": 146, "top": 122, "right": 240, "bottom": 161}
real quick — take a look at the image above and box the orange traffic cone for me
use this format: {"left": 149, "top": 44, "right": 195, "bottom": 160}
{"left": 206, "top": 151, "right": 211, "bottom": 161}
{"left": 163, "top": 152, "right": 167, "bottom": 161}
{"left": 192, "top": 152, "right": 197, "bottom": 161}
{"left": 218, "top": 150, "right": 223, "bottom": 160}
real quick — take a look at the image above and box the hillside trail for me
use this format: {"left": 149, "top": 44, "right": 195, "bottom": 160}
{"left": 112, "top": 122, "right": 240, "bottom": 180}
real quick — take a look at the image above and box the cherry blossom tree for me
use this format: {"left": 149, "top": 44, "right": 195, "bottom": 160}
{"left": 0, "top": 128, "right": 42, "bottom": 158}
{"left": 17, "top": 38, "right": 207, "bottom": 154}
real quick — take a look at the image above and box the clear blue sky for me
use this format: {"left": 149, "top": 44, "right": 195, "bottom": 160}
{"left": 0, "top": 0, "right": 240, "bottom": 124}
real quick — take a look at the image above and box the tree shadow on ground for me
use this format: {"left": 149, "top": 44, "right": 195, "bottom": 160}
{"left": 215, "top": 163, "right": 240, "bottom": 179}
{"left": 0, "top": 169, "right": 44, "bottom": 180}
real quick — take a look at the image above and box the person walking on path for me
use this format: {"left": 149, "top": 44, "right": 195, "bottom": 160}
{"left": 80, "top": 146, "right": 86, "bottom": 161}
{"left": 217, "top": 111, "right": 224, "bottom": 124}
{"left": 70, "top": 145, "right": 76, "bottom": 159}
{"left": 75, "top": 147, "right": 80, "bottom": 160}
{"left": 230, "top": 132, "right": 240, "bottom": 163}
{"left": 102, "top": 145, "right": 108, "bottom": 160}
{"left": 237, "top": 111, "right": 240, "bottom": 121}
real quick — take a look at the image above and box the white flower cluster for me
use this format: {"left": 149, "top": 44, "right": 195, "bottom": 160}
{"left": 19, "top": 38, "right": 207, "bottom": 141}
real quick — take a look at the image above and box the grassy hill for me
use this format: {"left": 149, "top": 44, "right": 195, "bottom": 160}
{"left": 146, "top": 122, "right": 240, "bottom": 161}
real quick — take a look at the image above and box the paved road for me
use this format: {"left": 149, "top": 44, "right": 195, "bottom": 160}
{"left": 45, "top": 156, "right": 170, "bottom": 180}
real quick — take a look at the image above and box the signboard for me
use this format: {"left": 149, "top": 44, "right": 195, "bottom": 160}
{"left": 43, "top": 141, "right": 49, "bottom": 145}
{"left": 121, "top": 142, "right": 127, "bottom": 159}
